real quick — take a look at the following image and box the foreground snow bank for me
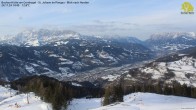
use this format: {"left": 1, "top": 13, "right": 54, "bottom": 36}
{"left": 0, "top": 85, "right": 52, "bottom": 110}
{"left": 92, "top": 92, "right": 196, "bottom": 110}
{"left": 67, "top": 98, "right": 101, "bottom": 110}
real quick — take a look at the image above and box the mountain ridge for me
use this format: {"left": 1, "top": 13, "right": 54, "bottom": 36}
{"left": 0, "top": 36, "right": 153, "bottom": 81}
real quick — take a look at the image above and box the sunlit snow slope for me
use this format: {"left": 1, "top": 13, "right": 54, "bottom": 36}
{"left": 92, "top": 92, "right": 196, "bottom": 110}
{"left": 0, "top": 86, "right": 52, "bottom": 110}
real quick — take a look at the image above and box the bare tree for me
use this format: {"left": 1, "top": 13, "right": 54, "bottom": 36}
{"left": 27, "top": 93, "right": 29, "bottom": 104}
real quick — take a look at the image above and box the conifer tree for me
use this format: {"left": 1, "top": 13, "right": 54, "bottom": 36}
{"left": 103, "top": 87, "right": 111, "bottom": 106}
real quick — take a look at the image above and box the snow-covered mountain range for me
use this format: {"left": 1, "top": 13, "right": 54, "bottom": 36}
{"left": 1, "top": 30, "right": 196, "bottom": 110}
{"left": 0, "top": 30, "right": 154, "bottom": 81}
{"left": 146, "top": 32, "right": 196, "bottom": 55}
{"left": 1, "top": 30, "right": 195, "bottom": 54}
{"left": 0, "top": 29, "right": 196, "bottom": 85}
{"left": 0, "top": 29, "right": 80, "bottom": 46}
{"left": 0, "top": 29, "right": 146, "bottom": 47}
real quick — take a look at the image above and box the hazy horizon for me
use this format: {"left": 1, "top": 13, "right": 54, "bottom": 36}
{"left": 1, "top": 28, "right": 196, "bottom": 41}
{"left": 0, "top": 0, "right": 196, "bottom": 40}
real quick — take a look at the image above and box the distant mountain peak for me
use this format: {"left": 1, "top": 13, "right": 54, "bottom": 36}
{"left": 146, "top": 32, "right": 196, "bottom": 54}
{"left": 0, "top": 29, "right": 81, "bottom": 46}
{"left": 150, "top": 32, "right": 196, "bottom": 40}
{"left": 0, "top": 29, "right": 145, "bottom": 47}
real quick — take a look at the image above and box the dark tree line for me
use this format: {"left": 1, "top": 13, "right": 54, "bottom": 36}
{"left": 123, "top": 81, "right": 196, "bottom": 98}
{"left": 3, "top": 75, "right": 196, "bottom": 109}
{"left": 0, "top": 80, "right": 7, "bottom": 85}
{"left": 102, "top": 80, "right": 196, "bottom": 106}
{"left": 10, "top": 75, "right": 103, "bottom": 110}
{"left": 102, "top": 84, "right": 123, "bottom": 106}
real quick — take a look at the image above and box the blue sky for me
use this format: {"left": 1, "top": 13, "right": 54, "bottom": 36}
{"left": 0, "top": 0, "right": 196, "bottom": 39}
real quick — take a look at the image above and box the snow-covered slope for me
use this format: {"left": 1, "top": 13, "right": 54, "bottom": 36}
{"left": 92, "top": 92, "right": 196, "bottom": 110}
{"left": 122, "top": 53, "right": 196, "bottom": 87}
{"left": 0, "top": 86, "right": 52, "bottom": 110}
{"left": 66, "top": 92, "right": 196, "bottom": 110}
{"left": 140, "top": 56, "right": 196, "bottom": 86}
{"left": 67, "top": 98, "right": 101, "bottom": 110}
{"left": 1, "top": 84, "right": 196, "bottom": 110}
